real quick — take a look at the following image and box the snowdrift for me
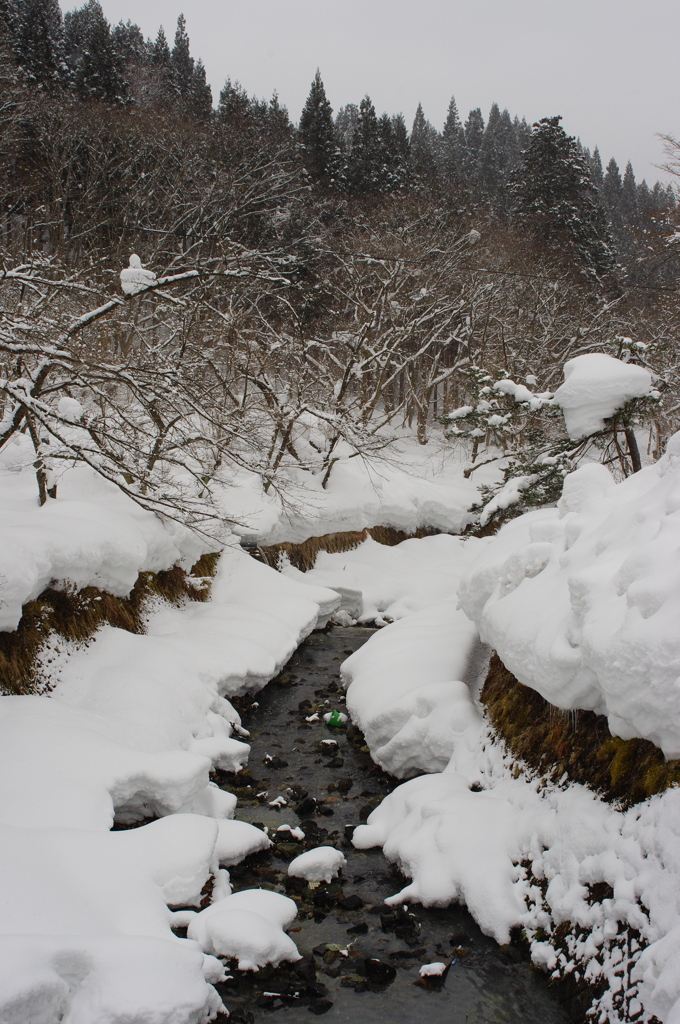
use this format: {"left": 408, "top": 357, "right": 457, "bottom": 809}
{"left": 459, "top": 434, "right": 680, "bottom": 757}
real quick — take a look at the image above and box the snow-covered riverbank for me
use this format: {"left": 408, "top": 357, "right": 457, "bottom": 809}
{"left": 3, "top": 426, "right": 680, "bottom": 1023}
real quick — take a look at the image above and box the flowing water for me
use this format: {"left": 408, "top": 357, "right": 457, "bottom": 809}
{"left": 212, "top": 627, "right": 572, "bottom": 1024}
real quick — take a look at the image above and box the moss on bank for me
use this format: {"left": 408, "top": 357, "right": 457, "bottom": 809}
{"left": 0, "top": 552, "right": 220, "bottom": 695}
{"left": 482, "top": 652, "right": 680, "bottom": 806}
{"left": 258, "top": 524, "right": 438, "bottom": 572}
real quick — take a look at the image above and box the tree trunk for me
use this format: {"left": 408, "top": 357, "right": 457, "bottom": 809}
{"left": 624, "top": 424, "right": 642, "bottom": 473}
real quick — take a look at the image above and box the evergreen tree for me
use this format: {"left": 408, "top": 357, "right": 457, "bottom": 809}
{"left": 603, "top": 157, "right": 623, "bottom": 214}
{"left": 590, "top": 146, "right": 604, "bottom": 189}
{"left": 335, "top": 103, "right": 359, "bottom": 154}
{"left": 391, "top": 113, "right": 410, "bottom": 164}
{"left": 621, "top": 162, "right": 638, "bottom": 224}
{"left": 111, "top": 19, "right": 145, "bottom": 66}
{"left": 8, "top": 0, "right": 64, "bottom": 88}
{"left": 218, "top": 78, "right": 252, "bottom": 123}
{"left": 186, "top": 58, "right": 212, "bottom": 121}
{"left": 64, "top": 0, "right": 126, "bottom": 103}
{"left": 464, "top": 107, "right": 485, "bottom": 155}
{"left": 511, "top": 116, "right": 617, "bottom": 281}
{"left": 151, "top": 26, "right": 171, "bottom": 69}
{"left": 409, "top": 102, "right": 439, "bottom": 183}
{"left": 299, "top": 70, "right": 340, "bottom": 183}
{"left": 171, "top": 13, "right": 193, "bottom": 96}
{"left": 442, "top": 95, "right": 463, "bottom": 183}
{"left": 348, "top": 96, "right": 385, "bottom": 193}
{"left": 462, "top": 107, "right": 485, "bottom": 186}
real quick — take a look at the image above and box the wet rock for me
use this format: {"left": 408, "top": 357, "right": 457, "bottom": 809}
{"left": 275, "top": 842, "right": 303, "bottom": 859}
{"left": 363, "top": 958, "right": 397, "bottom": 985}
{"left": 449, "top": 931, "right": 471, "bottom": 946}
{"left": 307, "top": 981, "right": 329, "bottom": 998}
{"left": 346, "top": 921, "right": 368, "bottom": 935}
{"left": 295, "top": 796, "right": 317, "bottom": 818}
{"left": 308, "top": 998, "right": 333, "bottom": 1015}
{"left": 326, "top": 757, "right": 344, "bottom": 768}
{"left": 336, "top": 777, "right": 353, "bottom": 793}
{"left": 340, "top": 973, "right": 367, "bottom": 991}
{"left": 337, "top": 894, "right": 363, "bottom": 911}
{"left": 263, "top": 755, "right": 289, "bottom": 769}
{"left": 359, "top": 804, "right": 374, "bottom": 822}
{"left": 318, "top": 803, "right": 334, "bottom": 816}
{"left": 389, "top": 947, "right": 427, "bottom": 960}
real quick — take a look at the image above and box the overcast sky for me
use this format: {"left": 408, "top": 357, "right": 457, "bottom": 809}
{"left": 63, "top": 0, "right": 678, "bottom": 185}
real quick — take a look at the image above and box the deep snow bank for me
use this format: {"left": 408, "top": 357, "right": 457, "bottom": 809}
{"left": 459, "top": 436, "right": 680, "bottom": 757}
{"left": 0, "top": 447, "right": 211, "bottom": 632}
{"left": 0, "top": 543, "right": 339, "bottom": 1023}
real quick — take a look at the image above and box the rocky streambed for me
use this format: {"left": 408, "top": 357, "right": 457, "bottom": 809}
{"left": 211, "top": 626, "right": 571, "bottom": 1024}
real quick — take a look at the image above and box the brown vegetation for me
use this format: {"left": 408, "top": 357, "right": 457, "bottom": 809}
{"left": 0, "top": 552, "right": 220, "bottom": 695}
{"left": 482, "top": 652, "right": 680, "bottom": 805}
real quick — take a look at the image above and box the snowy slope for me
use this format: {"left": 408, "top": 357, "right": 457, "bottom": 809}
{"left": 459, "top": 434, "right": 680, "bottom": 756}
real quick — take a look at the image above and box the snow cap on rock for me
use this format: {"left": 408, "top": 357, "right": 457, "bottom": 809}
{"left": 288, "top": 846, "right": 346, "bottom": 883}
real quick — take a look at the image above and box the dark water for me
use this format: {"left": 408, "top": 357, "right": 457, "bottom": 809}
{"left": 213, "top": 627, "right": 571, "bottom": 1024}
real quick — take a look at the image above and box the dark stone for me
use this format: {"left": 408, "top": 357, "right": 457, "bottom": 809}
{"left": 318, "top": 804, "right": 334, "bottom": 816}
{"left": 308, "top": 999, "right": 333, "bottom": 1015}
{"left": 263, "top": 755, "right": 289, "bottom": 769}
{"left": 326, "top": 757, "right": 344, "bottom": 768}
{"left": 306, "top": 981, "right": 329, "bottom": 998}
{"left": 337, "top": 894, "right": 363, "bottom": 911}
{"left": 359, "top": 804, "right": 374, "bottom": 822}
{"left": 363, "top": 958, "right": 397, "bottom": 985}
{"left": 336, "top": 777, "right": 353, "bottom": 793}
{"left": 295, "top": 796, "right": 317, "bottom": 818}
{"left": 344, "top": 824, "right": 357, "bottom": 842}
{"left": 449, "top": 931, "right": 471, "bottom": 946}
{"left": 346, "top": 921, "right": 368, "bottom": 935}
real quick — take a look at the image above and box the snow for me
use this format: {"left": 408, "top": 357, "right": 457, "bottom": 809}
{"left": 552, "top": 353, "right": 652, "bottom": 439}
{"left": 338, "top": 437, "right": 680, "bottom": 1023}
{"left": 0, "top": 442, "right": 210, "bottom": 631}
{"left": 120, "top": 253, "right": 157, "bottom": 295}
{"left": 0, "top": 533, "right": 344, "bottom": 1021}
{"left": 419, "top": 961, "right": 447, "bottom": 976}
{"left": 459, "top": 435, "right": 680, "bottom": 756}
{"left": 288, "top": 846, "right": 346, "bottom": 883}
{"left": 220, "top": 432, "right": 501, "bottom": 546}
{"left": 285, "top": 533, "right": 486, "bottom": 624}
{"left": 187, "top": 890, "right": 300, "bottom": 970}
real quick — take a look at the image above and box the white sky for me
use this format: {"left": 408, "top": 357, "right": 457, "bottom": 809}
{"left": 62, "top": 0, "right": 679, "bottom": 186}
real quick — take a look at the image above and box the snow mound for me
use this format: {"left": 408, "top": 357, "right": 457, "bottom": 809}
{"left": 0, "top": 451, "right": 208, "bottom": 631}
{"left": 288, "top": 846, "right": 346, "bottom": 883}
{"left": 342, "top": 604, "right": 487, "bottom": 777}
{"left": 459, "top": 436, "right": 680, "bottom": 756}
{"left": 552, "top": 353, "right": 651, "bottom": 439}
{"left": 0, "top": 815, "right": 227, "bottom": 1024}
{"left": 188, "top": 890, "right": 300, "bottom": 970}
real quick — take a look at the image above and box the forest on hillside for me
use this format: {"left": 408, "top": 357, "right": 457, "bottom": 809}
{"left": 1, "top": 0, "right": 679, "bottom": 533}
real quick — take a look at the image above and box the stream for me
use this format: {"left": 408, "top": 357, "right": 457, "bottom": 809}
{"left": 212, "top": 626, "right": 572, "bottom": 1024}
